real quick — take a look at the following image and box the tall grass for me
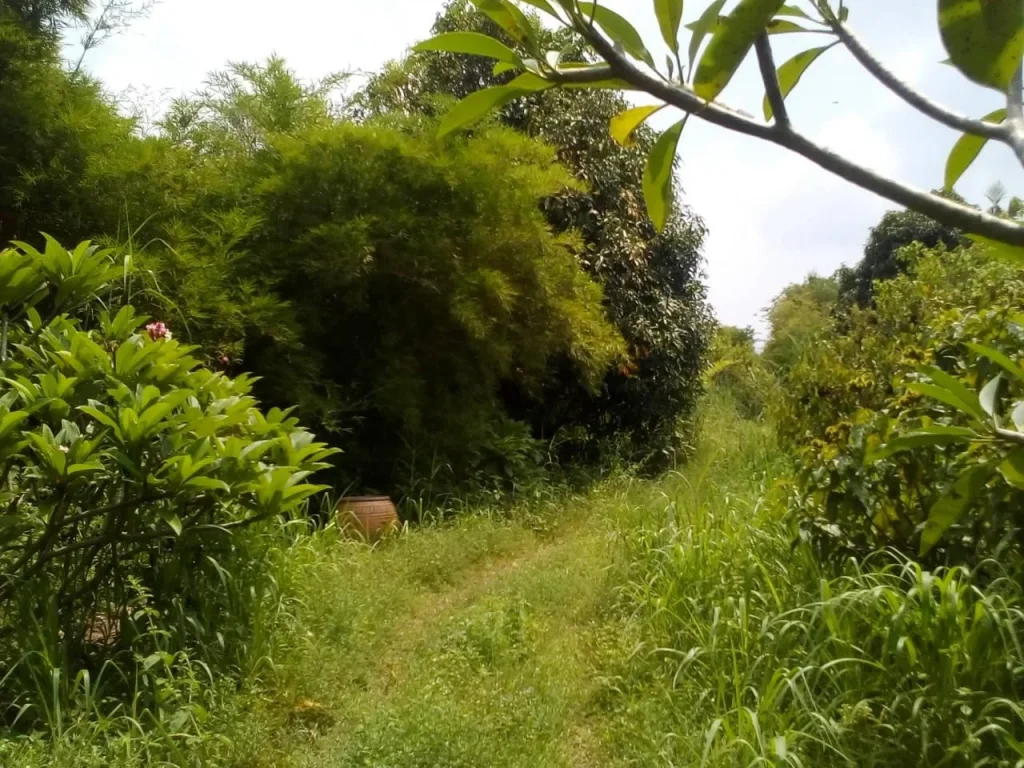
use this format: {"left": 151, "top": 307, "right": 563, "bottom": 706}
{"left": 606, "top": 391, "right": 1024, "bottom": 767}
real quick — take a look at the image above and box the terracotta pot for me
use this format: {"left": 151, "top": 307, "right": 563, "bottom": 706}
{"left": 337, "top": 495, "right": 398, "bottom": 540}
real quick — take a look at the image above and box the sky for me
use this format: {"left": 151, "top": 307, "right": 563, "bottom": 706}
{"left": 77, "top": 0, "right": 1024, "bottom": 339}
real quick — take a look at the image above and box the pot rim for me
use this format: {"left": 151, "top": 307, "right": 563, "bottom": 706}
{"left": 338, "top": 495, "right": 393, "bottom": 503}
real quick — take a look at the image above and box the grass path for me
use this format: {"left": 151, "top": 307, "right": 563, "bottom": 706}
{"left": 271, "top": 512, "right": 628, "bottom": 768}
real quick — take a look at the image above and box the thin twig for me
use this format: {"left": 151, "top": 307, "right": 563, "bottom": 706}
{"left": 754, "top": 34, "right": 789, "bottom": 128}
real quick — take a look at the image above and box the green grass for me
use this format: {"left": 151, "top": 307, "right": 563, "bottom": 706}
{"left": 6, "top": 392, "right": 1024, "bottom": 766}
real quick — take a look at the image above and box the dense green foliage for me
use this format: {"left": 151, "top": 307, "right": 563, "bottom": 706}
{"left": 836, "top": 207, "right": 964, "bottom": 307}
{"left": 365, "top": 1, "right": 713, "bottom": 468}
{"left": 773, "top": 241, "right": 1024, "bottom": 564}
{"left": 6, "top": 2, "right": 1024, "bottom": 767}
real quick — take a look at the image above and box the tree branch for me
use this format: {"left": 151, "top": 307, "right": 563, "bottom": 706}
{"left": 754, "top": 34, "right": 789, "bottom": 129}
{"left": 569, "top": 19, "right": 1024, "bottom": 246}
{"left": 1007, "top": 64, "right": 1024, "bottom": 167}
{"left": 830, "top": 20, "right": 1007, "bottom": 141}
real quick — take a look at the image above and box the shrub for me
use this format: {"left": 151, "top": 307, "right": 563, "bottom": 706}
{"left": 0, "top": 238, "right": 335, "bottom": 725}
{"left": 776, "top": 243, "right": 1024, "bottom": 564}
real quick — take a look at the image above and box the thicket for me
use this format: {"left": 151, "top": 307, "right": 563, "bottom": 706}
{"left": 363, "top": 0, "right": 714, "bottom": 470}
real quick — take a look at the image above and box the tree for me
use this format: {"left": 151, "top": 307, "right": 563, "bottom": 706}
{"left": 839, "top": 208, "right": 965, "bottom": 307}
{"left": 415, "top": 0, "right": 1024, "bottom": 252}
{"left": 762, "top": 273, "right": 837, "bottom": 371}
{"left": 364, "top": 1, "right": 713, "bottom": 468}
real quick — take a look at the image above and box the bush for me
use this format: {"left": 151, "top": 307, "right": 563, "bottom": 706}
{"left": 776, "top": 242, "right": 1024, "bottom": 563}
{"left": 0, "top": 238, "right": 335, "bottom": 728}
{"left": 361, "top": 0, "right": 713, "bottom": 469}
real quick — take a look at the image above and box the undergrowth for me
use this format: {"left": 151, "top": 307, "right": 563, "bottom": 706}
{"left": 6, "top": 392, "right": 1024, "bottom": 767}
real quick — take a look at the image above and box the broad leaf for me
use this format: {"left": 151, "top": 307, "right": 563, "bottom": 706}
{"left": 867, "top": 426, "right": 978, "bottom": 462}
{"left": 966, "top": 341, "right": 1024, "bottom": 385}
{"left": 694, "top": 0, "right": 787, "bottom": 101}
{"left": 655, "top": 0, "right": 685, "bottom": 53}
{"left": 999, "top": 448, "right": 1024, "bottom": 488}
{"left": 413, "top": 32, "right": 521, "bottom": 64}
{"left": 577, "top": 3, "right": 656, "bottom": 67}
{"left": 938, "top": 0, "right": 1024, "bottom": 90}
{"left": 518, "top": 0, "right": 557, "bottom": 15}
{"left": 1013, "top": 401, "right": 1024, "bottom": 430}
{"left": 161, "top": 509, "right": 184, "bottom": 536}
{"left": 610, "top": 104, "right": 665, "bottom": 147}
{"left": 688, "top": 14, "right": 820, "bottom": 37}
{"left": 471, "top": 0, "right": 535, "bottom": 45}
{"left": 944, "top": 109, "right": 1006, "bottom": 190}
{"left": 762, "top": 43, "right": 835, "bottom": 120}
{"left": 972, "top": 235, "right": 1024, "bottom": 267}
{"left": 775, "top": 3, "right": 818, "bottom": 22}
{"left": 438, "top": 77, "right": 551, "bottom": 137}
{"left": 643, "top": 117, "right": 687, "bottom": 231}
{"left": 920, "top": 463, "right": 994, "bottom": 555}
{"left": 979, "top": 374, "right": 1002, "bottom": 419}
{"left": 687, "top": 0, "right": 728, "bottom": 73}
{"left": 915, "top": 365, "right": 989, "bottom": 422}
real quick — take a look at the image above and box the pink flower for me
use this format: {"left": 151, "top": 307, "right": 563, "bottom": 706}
{"left": 218, "top": 354, "right": 230, "bottom": 366}
{"left": 146, "top": 322, "right": 171, "bottom": 341}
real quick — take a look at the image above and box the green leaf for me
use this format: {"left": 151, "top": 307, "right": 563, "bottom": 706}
{"left": 913, "top": 365, "right": 989, "bottom": 422}
{"left": 979, "top": 374, "right": 1002, "bottom": 419}
{"left": 517, "top": 0, "right": 557, "bottom": 14}
{"left": 693, "top": 0, "right": 787, "bottom": 101}
{"left": 867, "top": 426, "right": 978, "bottom": 462}
{"left": 471, "top": 0, "right": 535, "bottom": 45}
{"left": 967, "top": 341, "right": 1024, "bottom": 385}
{"left": 655, "top": 0, "right": 685, "bottom": 53}
{"left": 688, "top": 0, "right": 728, "bottom": 74}
{"left": 493, "top": 60, "right": 520, "bottom": 75}
{"left": 577, "top": 3, "right": 656, "bottom": 68}
{"left": 610, "top": 104, "right": 664, "bottom": 147}
{"left": 938, "top": 0, "right": 1024, "bottom": 90}
{"left": 643, "top": 117, "right": 687, "bottom": 231}
{"left": 413, "top": 32, "right": 521, "bottom": 64}
{"left": 438, "top": 83, "right": 537, "bottom": 137}
{"left": 762, "top": 43, "right": 835, "bottom": 120}
{"left": 999, "top": 448, "right": 1024, "bottom": 488}
{"left": 944, "top": 109, "right": 1006, "bottom": 190}
{"left": 161, "top": 509, "right": 183, "bottom": 536}
{"left": 775, "top": 3, "right": 818, "bottom": 22}
{"left": 920, "top": 463, "right": 993, "bottom": 555}
{"left": 972, "top": 235, "right": 1024, "bottom": 267}
{"left": 185, "top": 476, "right": 231, "bottom": 493}
{"left": 1012, "top": 401, "right": 1024, "bottom": 430}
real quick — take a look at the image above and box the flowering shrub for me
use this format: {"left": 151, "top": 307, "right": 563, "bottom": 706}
{"left": 0, "top": 239, "right": 336, "bottom": 660}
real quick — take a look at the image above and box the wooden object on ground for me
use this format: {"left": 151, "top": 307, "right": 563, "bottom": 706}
{"left": 337, "top": 495, "right": 398, "bottom": 540}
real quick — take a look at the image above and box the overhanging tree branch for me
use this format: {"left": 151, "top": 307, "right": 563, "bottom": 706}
{"left": 829, "top": 20, "right": 1007, "bottom": 142}
{"left": 567, "top": 16, "right": 1024, "bottom": 247}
